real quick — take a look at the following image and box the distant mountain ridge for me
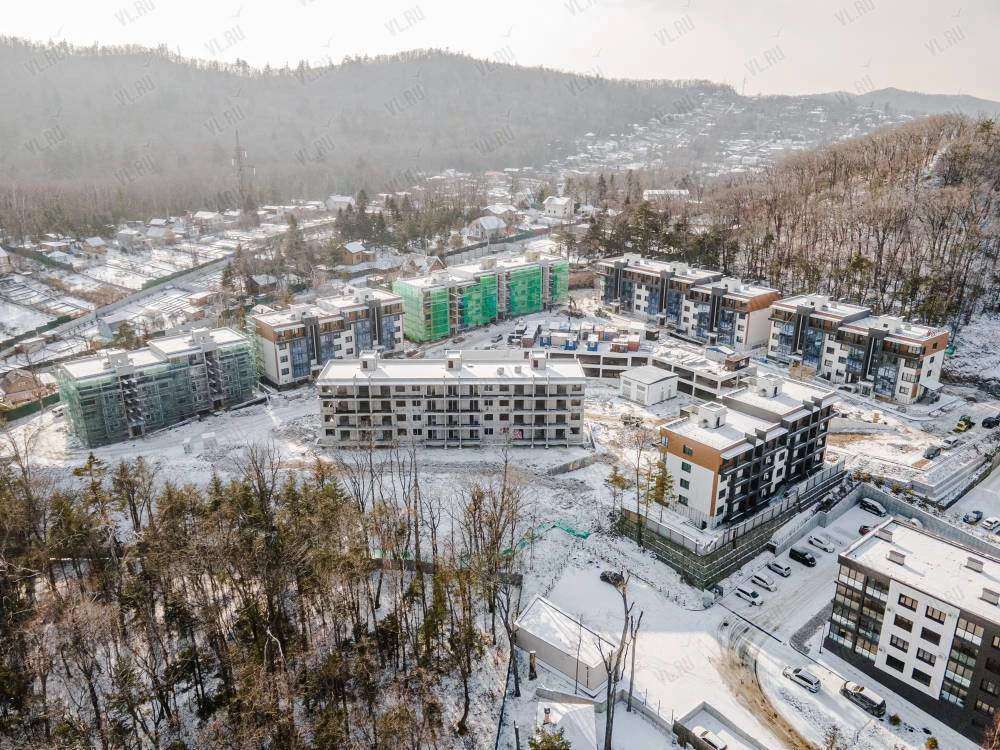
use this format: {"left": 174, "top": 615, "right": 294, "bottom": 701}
{"left": 0, "top": 37, "right": 995, "bottom": 223}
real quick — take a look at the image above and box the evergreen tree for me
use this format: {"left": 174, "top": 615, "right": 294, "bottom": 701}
{"left": 529, "top": 727, "right": 573, "bottom": 750}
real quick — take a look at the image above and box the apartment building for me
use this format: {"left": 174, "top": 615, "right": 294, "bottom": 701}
{"left": 392, "top": 251, "right": 569, "bottom": 343}
{"left": 251, "top": 288, "right": 404, "bottom": 386}
{"left": 317, "top": 350, "right": 585, "bottom": 448}
{"left": 595, "top": 255, "right": 780, "bottom": 350}
{"left": 767, "top": 295, "right": 949, "bottom": 404}
{"left": 826, "top": 520, "right": 1000, "bottom": 742}
{"left": 56, "top": 328, "right": 256, "bottom": 447}
{"left": 658, "top": 374, "right": 837, "bottom": 529}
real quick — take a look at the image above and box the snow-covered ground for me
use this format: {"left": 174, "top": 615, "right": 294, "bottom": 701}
{"left": 948, "top": 314, "right": 1000, "bottom": 383}
{"left": 0, "top": 298, "right": 54, "bottom": 338}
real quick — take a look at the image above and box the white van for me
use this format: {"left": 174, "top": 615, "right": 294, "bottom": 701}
{"left": 750, "top": 572, "right": 778, "bottom": 592}
{"left": 767, "top": 560, "right": 792, "bottom": 577}
{"left": 692, "top": 726, "right": 727, "bottom": 750}
{"left": 735, "top": 586, "right": 762, "bottom": 606}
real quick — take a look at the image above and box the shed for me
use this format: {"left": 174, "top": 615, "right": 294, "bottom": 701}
{"left": 514, "top": 595, "right": 615, "bottom": 694}
{"left": 620, "top": 365, "right": 678, "bottom": 406}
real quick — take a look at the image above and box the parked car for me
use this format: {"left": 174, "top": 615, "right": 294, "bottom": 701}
{"left": 923, "top": 445, "right": 942, "bottom": 460}
{"left": 750, "top": 573, "right": 778, "bottom": 592}
{"left": 808, "top": 534, "right": 836, "bottom": 553}
{"left": 943, "top": 436, "right": 961, "bottom": 449}
{"left": 859, "top": 498, "right": 887, "bottom": 517}
{"left": 734, "top": 586, "right": 762, "bottom": 606}
{"left": 984, "top": 415, "right": 1000, "bottom": 429}
{"left": 766, "top": 560, "right": 792, "bottom": 577}
{"left": 599, "top": 570, "right": 625, "bottom": 588}
{"left": 691, "top": 726, "right": 727, "bottom": 750}
{"left": 963, "top": 510, "right": 984, "bottom": 524}
{"left": 789, "top": 546, "right": 817, "bottom": 567}
{"left": 983, "top": 517, "right": 1000, "bottom": 532}
{"left": 841, "top": 681, "right": 887, "bottom": 717}
{"left": 858, "top": 525, "right": 872, "bottom": 536}
{"left": 490, "top": 334, "right": 504, "bottom": 343}
{"left": 782, "top": 666, "right": 822, "bottom": 693}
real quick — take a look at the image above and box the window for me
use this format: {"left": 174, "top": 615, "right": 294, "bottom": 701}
{"left": 921, "top": 627, "right": 941, "bottom": 646}
{"left": 992, "top": 634, "right": 1000, "bottom": 650}
{"left": 926, "top": 606, "right": 946, "bottom": 624}
{"left": 957, "top": 618, "right": 984, "bottom": 644}
{"left": 983, "top": 679, "right": 1000, "bottom": 697}
{"left": 941, "top": 677, "right": 968, "bottom": 705}
{"left": 976, "top": 698, "right": 996, "bottom": 716}
{"left": 912, "top": 669, "right": 932, "bottom": 687}
{"left": 680, "top": 478, "right": 690, "bottom": 490}
{"left": 681, "top": 461, "right": 692, "bottom": 473}
{"left": 677, "top": 495, "right": 688, "bottom": 506}
{"left": 916, "top": 648, "right": 936, "bottom": 666}
{"left": 889, "top": 635, "right": 909, "bottom": 652}
{"left": 885, "top": 654, "right": 905, "bottom": 672}
{"left": 988, "top": 657, "right": 1000, "bottom": 675}
{"left": 898, "top": 594, "right": 918, "bottom": 610}
{"left": 682, "top": 445, "right": 694, "bottom": 456}
{"left": 894, "top": 614, "right": 914, "bottom": 632}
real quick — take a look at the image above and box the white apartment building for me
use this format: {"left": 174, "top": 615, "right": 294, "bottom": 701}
{"left": 317, "top": 350, "right": 586, "bottom": 448}
{"left": 251, "top": 288, "right": 403, "bottom": 386}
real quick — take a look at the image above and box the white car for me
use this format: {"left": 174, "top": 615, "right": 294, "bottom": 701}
{"left": 766, "top": 560, "right": 792, "bottom": 577}
{"left": 692, "top": 726, "right": 727, "bottom": 750}
{"left": 782, "top": 666, "right": 822, "bottom": 693}
{"left": 808, "top": 534, "right": 836, "bottom": 553}
{"left": 734, "top": 586, "right": 762, "bottom": 606}
{"left": 983, "top": 517, "right": 1000, "bottom": 532}
{"left": 750, "top": 572, "right": 778, "bottom": 592}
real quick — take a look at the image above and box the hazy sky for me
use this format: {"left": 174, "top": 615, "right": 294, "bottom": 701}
{"left": 7, "top": 0, "right": 995, "bottom": 100}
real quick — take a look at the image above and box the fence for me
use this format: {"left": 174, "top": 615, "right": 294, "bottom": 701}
{"left": 673, "top": 701, "right": 770, "bottom": 750}
{"left": 443, "top": 227, "right": 554, "bottom": 265}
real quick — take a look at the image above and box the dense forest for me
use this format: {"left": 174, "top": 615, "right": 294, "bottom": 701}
{"left": 574, "top": 115, "right": 1000, "bottom": 329}
{"left": 0, "top": 438, "right": 543, "bottom": 748}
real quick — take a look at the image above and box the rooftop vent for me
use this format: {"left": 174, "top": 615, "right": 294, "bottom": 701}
{"left": 886, "top": 549, "right": 906, "bottom": 566}
{"left": 497, "top": 366, "right": 505, "bottom": 376}
{"left": 875, "top": 528, "right": 893, "bottom": 543}
{"left": 968, "top": 557, "right": 985, "bottom": 573}
{"left": 983, "top": 588, "right": 1000, "bottom": 606}
{"left": 514, "top": 365, "right": 523, "bottom": 374}
{"left": 446, "top": 353, "right": 462, "bottom": 370}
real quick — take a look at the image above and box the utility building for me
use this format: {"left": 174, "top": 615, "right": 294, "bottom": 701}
{"left": 56, "top": 328, "right": 256, "bottom": 447}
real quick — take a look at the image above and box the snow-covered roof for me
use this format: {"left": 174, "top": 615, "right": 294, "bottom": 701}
{"left": 543, "top": 196, "right": 571, "bottom": 207}
{"left": 515, "top": 595, "right": 614, "bottom": 671}
{"left": 343, "top": 240, "right": 369, "bottom": 254}
{"left": 844, "top": 520, "right": 1000, "bottom": 625}
{"left": 621, "top": 365, "right": 678, "bottom": 386}
{"left": 469, "top": 215, "right": 506, "bottom": 231}
{"left": 318, "top": 351, "right": 585, "bottom": 385}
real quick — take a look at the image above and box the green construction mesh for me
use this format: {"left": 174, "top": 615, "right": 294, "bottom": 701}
{"left": 550, "top": 260, "right": 569, "bottom": 304}
{"left": 462, "top": 274, "right": 499, "bottom": 328}
{"left": 508, "top": 266, "right": 543, "bottom": 316}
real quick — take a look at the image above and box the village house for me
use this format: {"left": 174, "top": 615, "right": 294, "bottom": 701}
{"left": 466, "top": 215, "right": 507, "bottom": 242}
{"left": 542, "top": 196, "right": 574, "bottom": 220}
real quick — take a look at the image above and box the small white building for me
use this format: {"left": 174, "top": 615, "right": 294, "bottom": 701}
{"left": 619, "top": 365, "right": 678, "bottom": 406}
{"left": 0, "top": 247, "right": 12, "bottom": 274}
{"left": 543, "top": 196, "right": 573, "bottom": 220}
{"left": 326, "top": 194, "right": 356, "bottom": 215}
{"left": 513, "top": 595, "right": 614, "bottom": 694}
{"left": 467, "top": 215, "right": 507, "bottom": 241}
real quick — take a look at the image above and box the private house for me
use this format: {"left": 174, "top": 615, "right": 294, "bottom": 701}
{"left": 543, "top": 196, "right": 574, "bottom": 220}
{"left": 467, "top": 215, "right": 507, "bottom": 242}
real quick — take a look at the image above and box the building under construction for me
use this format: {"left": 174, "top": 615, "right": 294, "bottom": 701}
{"left": 392, "top": 250, "right": 569, "bottom": 343}
{"left": 56, "top": 327, "right": 257, "bottom": 447}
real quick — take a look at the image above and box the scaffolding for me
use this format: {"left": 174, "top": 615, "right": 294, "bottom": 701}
{"left": 508, "top": 266, "right": 543, "bottom": 316}
{"left": 549, "top": 259, "right": 569, "bottom": 304}
{"left": 461, "top": 273, "right": 499, "bottom": 328}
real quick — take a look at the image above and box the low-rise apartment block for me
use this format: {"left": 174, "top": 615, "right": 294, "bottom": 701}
{"left": 595, "top": 255, "right": 780, "bottom": 350}
{"left": 658, "top": 374, "right": 837, "bottom": 529}
{"left": 318, "top": 350, "right": 585, "bottom": 448}
{"left": 56, "top": 328, "right": 256, "bottom": 447}
{"left": 826, "top": 520, "right": 1000, "bottom": 742}
{"left": 392, "top": 251, "right": 569, "bottom": 343}
{"left": 767, "top": 295, "right": 948, "bottom": 403}
{"left": 251, "top": 288, "right": 404, "bottom": 386}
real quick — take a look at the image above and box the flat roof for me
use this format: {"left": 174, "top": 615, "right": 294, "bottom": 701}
{"left": 843, "top": 520, "right": 1000, "bottom": 624}
{"left": 771, "top": 294, "right": 870, "bottom": 319}
{"left": 621, "top": 365, "right": 678, "bottom": 385}
{"left": 515, "top": 595, "right": 613, "bottom": 670}
{"left": 664, "top": 407, "right": 781, "bottom": 451}
{"left": 724, "top": 377, "right": 836, "bottom": 419}
{"left": 317, "top": 351, "right": 585, "bottom": 384}
{"left": 840, "top": 315, "right": 947, "bottom": 343}
{"left": 597, "top": 254, "right": 721, "bottom": 282}
{"left": 60, "top": 327, "right": 248, "bottom": 381}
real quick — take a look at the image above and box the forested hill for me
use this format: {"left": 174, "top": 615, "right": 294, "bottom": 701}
{"left": 0, "top": 39, "right": 726, "bottom": 196}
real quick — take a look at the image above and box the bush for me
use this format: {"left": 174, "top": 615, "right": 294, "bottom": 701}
{"left": 926, "top": 738, "right": 938, "bottom": 749}
{"left": 889, "top": 714, "right": 901, "bottom": 726}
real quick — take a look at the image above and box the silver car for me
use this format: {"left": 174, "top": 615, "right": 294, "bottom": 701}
{"left": 782, "top": 666, "right": 821, "bottom": 693}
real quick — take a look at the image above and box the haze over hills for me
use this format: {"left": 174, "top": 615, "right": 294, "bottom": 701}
{"left": 0, "top": 36, "right": 997, "bottom": 216}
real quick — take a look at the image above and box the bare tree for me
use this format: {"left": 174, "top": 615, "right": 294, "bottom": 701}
{"left": 597, "top": 573, "right": 635, "bottom": 750}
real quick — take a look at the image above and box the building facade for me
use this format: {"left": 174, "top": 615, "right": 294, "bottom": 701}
{"left": 392, "top": 251, "right": 569, "bottom": 343}
{"left": 317, "top": 350, "right": 585, "bottom": 449}
{"left": 56, "top": 328, "right": 256, "bottom": 447}
{"left": 826, "top": 520, "right": 1000, "bottom": 742}
{"left": 767, "top": 295, "right": 948, "bottom": 404}
{"left": 251, "top": 288, "right": 404, "bottom": 386}
{"left": 658, "top": 374, "right": 837, "bottom": 529}
{"left": 595, "top": 255, "right": 779, "bottom": 351}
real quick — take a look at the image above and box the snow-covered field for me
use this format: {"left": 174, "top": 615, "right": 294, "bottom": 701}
{"left": 0, "top": 298, "right": 54, "bottom": 338}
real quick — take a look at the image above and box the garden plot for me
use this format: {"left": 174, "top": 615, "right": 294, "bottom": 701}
{"left": 0, "top": 299, "right": 54, "bottom": 339}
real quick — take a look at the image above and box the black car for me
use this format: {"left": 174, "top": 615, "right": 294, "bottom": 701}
{"left": 600, "top": 570, "right": 625, "bottom": 588}
{"left": 789, "top": 546, "right": 817, "bottom": 567}
{"left": 964, "top": 510, "right": 984, "bottom": 524}
{"left": 984, "top": 416, "right": 1000, "bottom": 429}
